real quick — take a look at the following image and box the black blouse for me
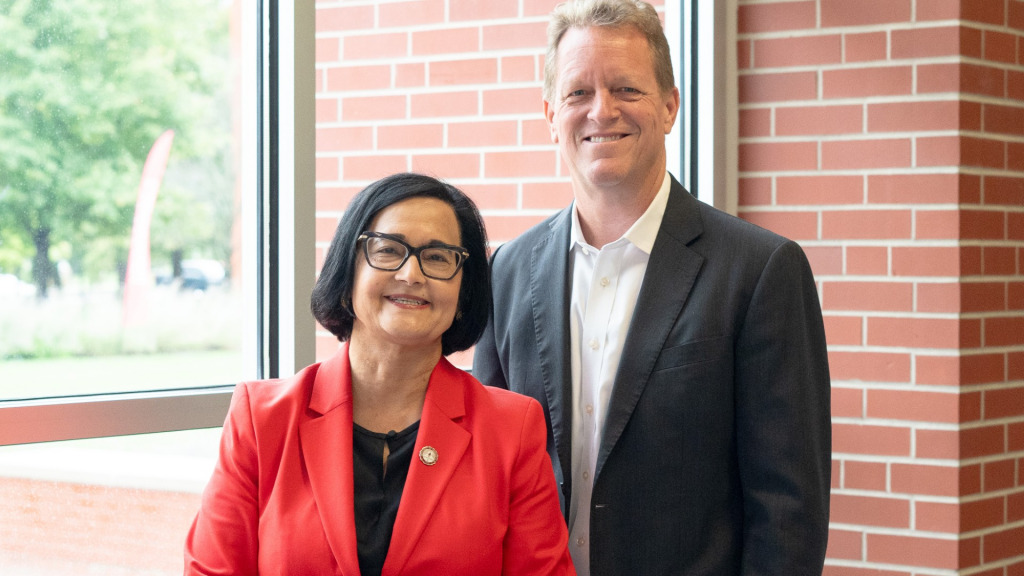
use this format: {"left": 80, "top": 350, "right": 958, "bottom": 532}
{"left": 352, "top": 420, "right": 420, "bottom": 576}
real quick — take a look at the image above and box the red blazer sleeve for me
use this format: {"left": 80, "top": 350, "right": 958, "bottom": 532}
{"left": 502, "top": 399, "right": 575, "bottom": 576}
{"left": 184, "top": 384, "right": 260, "bottom": 576}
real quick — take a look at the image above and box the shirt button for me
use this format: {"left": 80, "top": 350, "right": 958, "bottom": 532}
{"left": 589, "top": 339, "right": 599, "bottom": 350}
{"left": 585, "top": 404, "right": 593, "bottom": 414}
{"left": 576, "top": 537, "right": 585, "bottom": 547}
{"left": 583, "top": 471, "right": 590, "bottom": 480}
{"left": 600, "top": 277, "right": 609, "bottom": 287}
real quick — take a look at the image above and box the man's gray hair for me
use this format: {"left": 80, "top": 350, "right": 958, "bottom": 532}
{"left": 543, "top": 0, "right": 676, "bottom": 103}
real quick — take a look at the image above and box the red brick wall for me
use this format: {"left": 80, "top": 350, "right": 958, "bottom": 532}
{"left": 737, "top": 0, "right": 1024, "bottom": 574}
{"left": 315, "top": 1, "right": 1024, "bottom": 573}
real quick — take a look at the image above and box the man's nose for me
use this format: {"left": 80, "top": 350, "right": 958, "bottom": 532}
{"left": 588, "top": 91, "right": 619, "bottom": 121}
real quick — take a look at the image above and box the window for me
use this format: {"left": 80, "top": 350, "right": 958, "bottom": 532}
{"left": 0, "top": 0, "right": 314, "bottom": 443}
{"left": 1, "top": 0, "right": 242, "bottom": 401}
{"left": 0, "top": 2, "right": 314, "bottom": 573}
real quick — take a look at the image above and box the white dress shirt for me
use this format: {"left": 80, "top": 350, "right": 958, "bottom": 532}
{"left": 567, "top": 173, "right": 671, "bottom": 576}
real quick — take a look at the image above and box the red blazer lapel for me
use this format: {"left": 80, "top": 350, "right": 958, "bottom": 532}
{"left": 381, "top": 358, "right": 471, "bottom": 576}
{"left": 298, "top": 346, "right": 361, "bottom": 574}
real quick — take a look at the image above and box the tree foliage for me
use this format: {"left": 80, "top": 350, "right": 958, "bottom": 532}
{"left": 0, "top": 0, "right": 231, "bottom": 296}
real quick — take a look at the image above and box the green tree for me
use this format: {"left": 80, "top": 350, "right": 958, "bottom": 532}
{"left": 0, "top": 0, "right": 229, "bottom": 296}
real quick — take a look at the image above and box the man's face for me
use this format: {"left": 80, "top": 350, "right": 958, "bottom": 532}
{"left": 545, "top": 25, "right": 679, "bottom": 195}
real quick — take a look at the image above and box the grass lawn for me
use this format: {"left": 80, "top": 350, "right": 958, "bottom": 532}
{"left": 0, "top": 349, "right": 244, "bottom": 400}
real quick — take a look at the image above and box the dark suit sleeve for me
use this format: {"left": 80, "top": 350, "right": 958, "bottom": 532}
{"left": 473, "top": 248, "right": 509, "bottom": 390}
{"left": 734, "top": 240, "right": 831, "bottom": 574}
{"left": 184, "top": 384, "right": 260, "bottom": 576}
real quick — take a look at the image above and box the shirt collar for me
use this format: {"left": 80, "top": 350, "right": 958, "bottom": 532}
{"left": 569, "top": 172, "right": 671, "bottom": 255}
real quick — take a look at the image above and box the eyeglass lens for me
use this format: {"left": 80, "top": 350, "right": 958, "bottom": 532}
{"left": 363, "top": 236, "right": 462, "bottom": 279}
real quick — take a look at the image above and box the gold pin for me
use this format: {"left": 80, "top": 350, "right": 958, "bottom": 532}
{"left": 419, "top": 446, "right": 438, "bottom": 466}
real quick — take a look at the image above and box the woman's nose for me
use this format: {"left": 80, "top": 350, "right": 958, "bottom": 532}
{"left": 394, "top": 254, "right": 426, "bottom": 283}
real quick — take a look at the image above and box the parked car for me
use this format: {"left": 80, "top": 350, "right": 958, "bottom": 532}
{"left": 180, "top": 259, "right": 226, "bottom": 292}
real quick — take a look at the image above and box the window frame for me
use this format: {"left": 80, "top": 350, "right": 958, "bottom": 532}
{"left": 673, "top": 0, "right": 737, "bottom": 213}
{"left": 0, "top": 0, "right": 315, "bottom": 447}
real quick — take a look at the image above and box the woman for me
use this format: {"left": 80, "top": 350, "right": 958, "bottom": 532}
{"left": 184, "top": 173, "right": 574, "bottom": 576}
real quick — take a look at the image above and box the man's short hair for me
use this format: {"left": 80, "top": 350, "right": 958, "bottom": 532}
{"left": 543, "top": 0, "right": 675, "bottom": 103}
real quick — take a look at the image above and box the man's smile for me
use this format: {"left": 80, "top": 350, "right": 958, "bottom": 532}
{"left": 587, "top": 134, "right": 626, "bottom": 143}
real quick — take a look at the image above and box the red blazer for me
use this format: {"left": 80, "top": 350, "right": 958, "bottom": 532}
{"left": 185, "top": 344, "right": 574, "bottom": 576}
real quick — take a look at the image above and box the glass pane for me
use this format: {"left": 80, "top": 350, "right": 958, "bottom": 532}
{"left": 0, "top": 0, "right": 250, "bottom": 399}
{"left": 0, "top": 428, "right": 221, "bottom": 575}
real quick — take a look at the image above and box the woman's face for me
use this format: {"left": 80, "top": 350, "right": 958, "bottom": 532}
{"left": 349, "top": 197, "right": 463, "bottom": 354}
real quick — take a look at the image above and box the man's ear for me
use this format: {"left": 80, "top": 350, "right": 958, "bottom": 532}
{"left": 663, "top": 87, "right": 680, "bottom": 134}
{"left": 543, "top": 99, "right": 559, "bottom": 144}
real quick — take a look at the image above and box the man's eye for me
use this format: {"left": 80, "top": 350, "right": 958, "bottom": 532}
{"left": 567, "top": 89, "right": 586, "bottom": 97}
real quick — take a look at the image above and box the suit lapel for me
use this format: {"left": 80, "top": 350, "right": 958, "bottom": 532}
{"left": 529, "top": 209, "right": 574, "bottom": 497}
{"left": 382, "top": 358, "right": 471, "bottom": 576}
{"left": 595, "top": 179, "right": 705, "bottom": 478}
{"left": 299, "top": 346, "right": 361, "bottom": 574}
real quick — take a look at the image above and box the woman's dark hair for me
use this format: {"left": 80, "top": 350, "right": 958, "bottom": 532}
{"left": 310, "top": 172, "right": 490, "bottom": 356}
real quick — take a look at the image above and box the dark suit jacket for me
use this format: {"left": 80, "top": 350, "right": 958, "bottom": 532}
{"left": 186, "top": 343, "right": 575, "bottom": 576}
{"left": 473, "top": 175, "right": 831, "bottom": 575}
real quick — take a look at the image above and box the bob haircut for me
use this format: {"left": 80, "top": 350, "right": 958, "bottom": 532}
{"left": 310, "top": 172, "right": 490, "bottom": 357}
{"left": 543, "top": 0, "right": 675, "bottom": 103}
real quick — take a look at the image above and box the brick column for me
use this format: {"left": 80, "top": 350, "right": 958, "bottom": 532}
{"left": 737, "top": 1, "right": 1024, "bottom": 574}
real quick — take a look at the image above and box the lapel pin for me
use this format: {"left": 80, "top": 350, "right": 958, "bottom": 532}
{"left": 419, "top": 446, "right": 438, "bottom": 466}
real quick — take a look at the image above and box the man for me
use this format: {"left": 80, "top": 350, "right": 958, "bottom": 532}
{"left": 472, "top": 0, "right": 832, "bottom": 574}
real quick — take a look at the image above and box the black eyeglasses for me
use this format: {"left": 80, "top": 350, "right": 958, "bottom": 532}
{"left": 357, "top": 231, "right": 469, "bottom": 280}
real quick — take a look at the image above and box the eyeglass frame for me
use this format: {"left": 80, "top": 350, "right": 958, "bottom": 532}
{"left": 357, "top": 231, "right": 470, "bottom": 280}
